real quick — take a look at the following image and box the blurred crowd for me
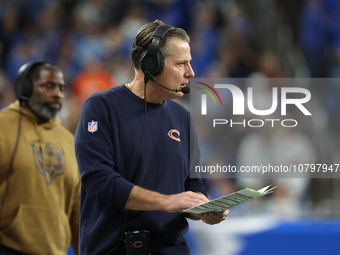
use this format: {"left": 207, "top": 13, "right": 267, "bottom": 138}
{"left": 1, "top": 0, "right": 340, "bottom": 217}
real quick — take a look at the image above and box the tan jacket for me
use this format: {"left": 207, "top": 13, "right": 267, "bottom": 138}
{"left": 0, "top": 101, "right": 80, "bottom": 255}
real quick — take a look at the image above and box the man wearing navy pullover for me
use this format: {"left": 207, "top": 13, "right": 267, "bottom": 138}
{"left": 74, "top": 20, "right": 229, "bottom": 255}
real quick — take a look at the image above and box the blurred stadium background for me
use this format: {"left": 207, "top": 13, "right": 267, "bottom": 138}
{"left": 0, "top": 0, "right": 339, "bottom": 254}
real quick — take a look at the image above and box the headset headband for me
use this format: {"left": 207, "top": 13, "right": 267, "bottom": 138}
{"left": 151, "top": 25, "right": 174, "bottom": 45}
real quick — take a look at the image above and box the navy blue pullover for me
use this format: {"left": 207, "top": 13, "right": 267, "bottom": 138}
{"left": 74, "top": 85, "right": 206, "bottom": 255}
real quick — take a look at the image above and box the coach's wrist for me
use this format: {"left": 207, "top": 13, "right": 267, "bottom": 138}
{"left": 155, "top": 193, "right": 169, "bottom": 212}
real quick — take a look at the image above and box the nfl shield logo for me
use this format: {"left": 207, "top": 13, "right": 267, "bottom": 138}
{"left": 88, "top": 120, "right": 98, "bottom": 133}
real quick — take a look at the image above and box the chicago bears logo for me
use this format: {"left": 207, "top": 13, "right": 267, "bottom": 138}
{"left": 133, "top": 241, "right": 143, "bottom": 248}
{"left": 31, "top": 141, "right": 65, "bottom": 185}
{"left": 168, "top": 129, "right": 181, "bottom": 142}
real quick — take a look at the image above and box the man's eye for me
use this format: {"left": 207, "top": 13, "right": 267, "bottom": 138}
{"left": 45, "top": 84, "right": 54, "bottom": 89}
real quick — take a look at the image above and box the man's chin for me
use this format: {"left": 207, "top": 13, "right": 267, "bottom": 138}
{"left": 174, "top": 91, "right": 184, "bottom": 97}
{"left": 37, "top": 112, "right": 57, "bottom": 121}
{"left": 31, "top": 105, "right": 60, "bottom": 121}
{"left": 45, "top": 107, "right": 60, "bottom": 119}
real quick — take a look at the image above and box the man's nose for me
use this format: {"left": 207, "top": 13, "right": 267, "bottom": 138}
{"left": 185, "top": 63, "right": 195, "bottom": 78}
{"left": 52, "top": 86, "right": 64, "bottom": 98}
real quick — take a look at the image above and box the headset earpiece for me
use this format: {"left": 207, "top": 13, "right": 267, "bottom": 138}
{"left": 14, "top": 61, "right": 48, "bottom": 102}
{"left": 140, "top": 24, "right": 174, "bottom": 77}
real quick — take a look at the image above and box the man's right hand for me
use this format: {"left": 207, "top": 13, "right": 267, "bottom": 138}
{"left": 125, "top": 186, "right": 208, "bottom": 213}
{"left": 162, "top": 191, "right": 209, "bottom": 213}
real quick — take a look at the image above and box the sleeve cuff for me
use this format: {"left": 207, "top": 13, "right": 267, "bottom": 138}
{"left": 112, "top": 177, "right": 135, "bottom": 208}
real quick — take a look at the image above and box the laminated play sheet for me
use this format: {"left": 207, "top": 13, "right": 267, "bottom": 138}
{"left": 184, "top": 185, "right": 276, "bottom": 214}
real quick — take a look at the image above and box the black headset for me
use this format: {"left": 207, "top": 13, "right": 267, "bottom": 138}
{"left": 14, "top": 61, "right": 48, "bottom": 103}
{"left": 140, "top": 24, "right": 174, "bottom": 77}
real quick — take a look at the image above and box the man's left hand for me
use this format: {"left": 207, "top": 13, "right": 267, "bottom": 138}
{"left": 199, "top": 210, "right": 229, "bottom": 225}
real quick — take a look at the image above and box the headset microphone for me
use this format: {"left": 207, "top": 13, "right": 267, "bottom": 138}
{"left": 144, "top": 71, "right": 190, "bottom": 94}
{"left": 181, "top": 86, "right": 190, "bottom": 94}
